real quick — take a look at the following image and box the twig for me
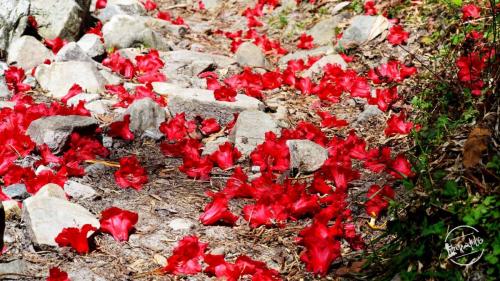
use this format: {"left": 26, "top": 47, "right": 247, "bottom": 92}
{"left": 84, "top": 159, "right": 121, "bottom": 168}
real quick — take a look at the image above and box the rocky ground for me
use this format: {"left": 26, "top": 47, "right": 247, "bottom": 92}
{"left": 0, "top": 0, "right": 426, "bottom": 280}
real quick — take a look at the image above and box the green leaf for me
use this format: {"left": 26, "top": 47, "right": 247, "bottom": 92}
{"left": 422, "top": 221, "right": 445, "bottom": 237}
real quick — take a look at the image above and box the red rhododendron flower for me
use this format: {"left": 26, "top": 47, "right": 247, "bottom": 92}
{"left": 364, "top": 1, "right": 377, "bottom": 15}
{"left": 388, "top": 154, "right": 414, "bottom": 179}
{"left": 367, "top": 60, "right": 417, "bottom": 84}
{"left": 27, "top": 15, "right": 38, "bottom": 29}
{"left": 55, "top": 224, "right": 97, "bottom": 254}
{"left": 462, "top": 4, "right": 481, "bottom": 20}
{"left": 86, "top": 21, "right": 103, "bottom": 37}
{"left": 44, "top": 37, "right": 67, "bottom": 54}
{"left": 108, "top": 115, "right": 134, "bottom": 141}
{"left": 160, "top": 113, "right": 189, "bottom": 141}
{"left": 297, "top": 221, "right": 342, "bottom": 276}
{"left": 368, "top": 87, "right": 398, "bottom": 112}
{"left": 242, "top": 202, "right": 288, "bottom": 228}
{"left": 114, "top": 155, "right": 148, "bottom": 190}
{"left": 297, "top": 33, "right": 314, "bottom": 49}
{"left": 179, "top": 156, "right": 213, "bottom": 180}
{"left": 61, "top": 84, "right": 83, "bottom": 104}
{"left": 210, "top": 142, "right": 241, "bottom": 170}
{"left": 200, "top": 192, "right": 239, "bottom": 225}
{"left": 99, "top": 207, "right": 138, "bottom": 242}
{"left": 47, "top": 267, "right": 70, "bottom": 281}
{"left": 384, "top": 112, "right": 413, "bottom": 136}
{"left": 387, "top": 25, "right": 409, "bottom": 45}
{"left": 317, "top": 111, "right": 348, "bottom": 128}
{"left": 250, "top": 132, "right": 290, "bottom": 172}
{"left": 365, "top": 185, "right": 394, "bottom": 217}
{"left": 95, "top": 0, "right": 107, "bottom": 9}
{"left": 157, "top": 10, "right": 171, "bottom": 21}
{"left": 163, "top": 235, "right": 207, "bottom": 275}
{"left": 200, "top": 118, "right": 220, "bottom": 135}
{"left": 214, "top": 86, "right": 237, "bottom": 102}
{"left": 25, "top": 169, "right": 67, "bottom": 194}
{"left": 141, "top": 0, "right": 157, "bottom": 11}
{"left": 102, "top": 52, "right": 135, "bottom": 79}
{"left": 4, "top": 66, "right": 31, "bottom": 93}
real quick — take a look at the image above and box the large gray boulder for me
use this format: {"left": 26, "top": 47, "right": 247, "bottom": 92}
{"left": 7, "top": 36, "right": 53, "bottom": 70}
{"left": 30, "top": 0, "right": 91, "bottom": 41}
{"left": 0, "top": 0, "right": 30, "bottom": 57}
{"left": 152, "top": 82, "right": 263, "bottom": 125}
{"left": 26, "top": 115, "right": 98, "bottom": 152}
{"left": 287, "top": 140, "right": 328, "bottom": 173}
{"left": 230, "top": 110, "right": 280, "bottom": 156}
{"left": 23, "top": 184, "right": 99, "bottom": 247}
{"left": 35, "top": 61, "right": 107, "bottom": 99}
{"left": 303, "top": 54, "right": 347, "bottom": 77}
{"left": 102, "top": 15, "right": 168, "bottom": 50}
{"left": 123, "top": 98, "right": 166, "bottom": 137}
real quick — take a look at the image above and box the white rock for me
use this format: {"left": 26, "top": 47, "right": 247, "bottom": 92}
{"left": 67, "top": 93, "right": 100, "bottom": 106}
{"left": 287, "top": 140, "right": 328, "bottom": 173}
{"left": 168, "top": 218, "right": 195, "bottom": 231}
{"left": 337, "top": 15, "right": 389, "bottom": 48}
{"left": 0, "top": 0, "right": 30, "bottom": 54}
{"left": 7, "top": 36, "right": 53, "bottom": 70}
{"left": 30, "top": 0, "right": 90, "bottom": 40}
{"left": 35, "top": 61, "right": 107, "bottom": 99}
{"left": 123, "top": 98, "right": 166, "bottom": 136}
{"left": 77, "top": 34, "right": 105, "bottom": 58}
{"left": 23, "top": 192, "right": 99, "bottom": 247}
{"left": 152, "top": 82, "right": 263, "bottom": 125}
{"left": 230, "top": 110, "right": 280, "bottom": 155}
{"left": 102, "top": 15, "right": 167, "bottom": 50}
{"left": 235, "top": 42, "right": 266, "bottom": 68}
{"left": 35, "top": 183, "right": 66, "bottom": 199}
{"left": 55, "top": 42, "right": 93, "bottom": 63}
{"left": 306, "top": 16, "right": 343, "bottom": 46}
{"left": 64, "top": 181, "right": 96, "bottom": 199}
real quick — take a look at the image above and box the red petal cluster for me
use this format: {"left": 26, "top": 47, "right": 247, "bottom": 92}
{"left": 108, "top": 115, "right": 135, "bottom": 141}
{"left": 384, "top": 112, "right": 414, "bottom": 136}
{"left": 199, "top": 192, "right": 238, "bottom": 225}
{"left": 114, "top": 155, "right": 148, "bottom": 190}
{"left": 47, "top": 267, "right": 70, "bottom": 281}
{"left": 55, "top": 224, "right": 96, "bottom": 254}
{"left": 317, "top": 111, "right": 348, "bottom": 128}
{"left": 163, "top": 235, "right": 208, "bottom": 275}
{"left": 297, "top": 33, "right": 314, "bottom": 49}
{"left": 387, "top": 25, "right": 409, "bottom": 45}
{"left": 367, "top": 60, "right": 417, "bottom": 84}
{"left": 44, "top": 37, "right": 67, "bottom": 54}
{"left": 99, "top": 207, "right": 138, "bottom": 242}
{"left": 4, "top": 66, "right": 31, "bottom": 94}
{"left": 210, "top": 142, "right": 241, "bottom": 170}
{"left": 365, "top": 185, "right": 395, "bottom": 217}
{"left": 141, "top": 0, "right": 157, "bottom": 11}
{"left": 462, "top": 4, "right": 481, "bottom": 20}
{"left": 250, "top": 132, "right": 290, "bottom": 172}
{"left": 364, "top": 1, "right": 377, "bottom": 15}
{"left": 95, "top": 0, "right": 107, "bottom": 9}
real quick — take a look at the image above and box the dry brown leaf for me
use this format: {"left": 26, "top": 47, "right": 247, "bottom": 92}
{"left": 335, "top": 260, "right": 366, "bottom": 276}
{"left": 463, "top": 127, "right": 491, "bottom": 168}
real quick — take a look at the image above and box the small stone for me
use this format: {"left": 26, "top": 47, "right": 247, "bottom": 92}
{"left": 235, "top": 42, "right": 266, "bottom": 68}
{"left": 337, "top": 15, "right": 389, "bottom": 49}
{"left": 94, "top": 0, "right": 146, "bottom": 22}
{"left": 356, "top": 105, "right": 383, "bottom": 123}
{"left": 123, "top": 98, "right": 166, "bottom": 136}
{"left": 152, "top": 82, "right": 263, "bottom": 125}
{"left": 7, "top": 36, "right": 53, "bottom": 70}
{"left": 0, "top": 260, "right": 28, "bottom": 278}
{"left": 85, "top": 99, "right": 114, "bottom": 115}
{"left": 84, "top": 163, "right": 109, "bottom": 174}
{"left": 64, "top": 181, "right": 96, "bottom": 200}
{"left": 287, "top": 140, "right": 328, "bottom": 173}
{"left": 201, "top": 0, "right": 221, "bottom": 11}
{"left": 55, "top": 42, "right": 93, "bottom": 63}
{"left": 23, "top": 188, "right": 99, "bottom": 247}
{"left": 102, "top": 136, "right": 113, "bottom": 148}
{"left": 35, "top": 61, "right": 107, "bottom": 99}
{"left": 68, "top": 267, "right": 107, "bottom": 281}
{"left": 77, "top": 33, "right": 106, "bottom": 58}
{"left": 230, "top": 110, "right": 280, "bottom": 155}
{"left": 102, "top": 15, "right": 167, "bottom": 50}
{"left": 99, "top": 69, "right": 123, "bottom": 85}
{"left": 35, "top": 165, "right": 52, "bottom": 175}
{"left": 168, "top": 218, "right": 195, "bottom": 231}
{"left": 306, "top": 16, "right": 343, "bottom": 46}
{"left": 26, "top": 115, "right": 99, "bottom": 152}
{"left": 205, "top": 226, "right": 234, "bottom": 240}
{"left": 0, "top": 100, "right": 15, "bottom": 108}
{"left": 3, "top": 183, "right": 29, "bottom": 200}
{"left": 36, "top": 183, "right": 66, "bottom": 199}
